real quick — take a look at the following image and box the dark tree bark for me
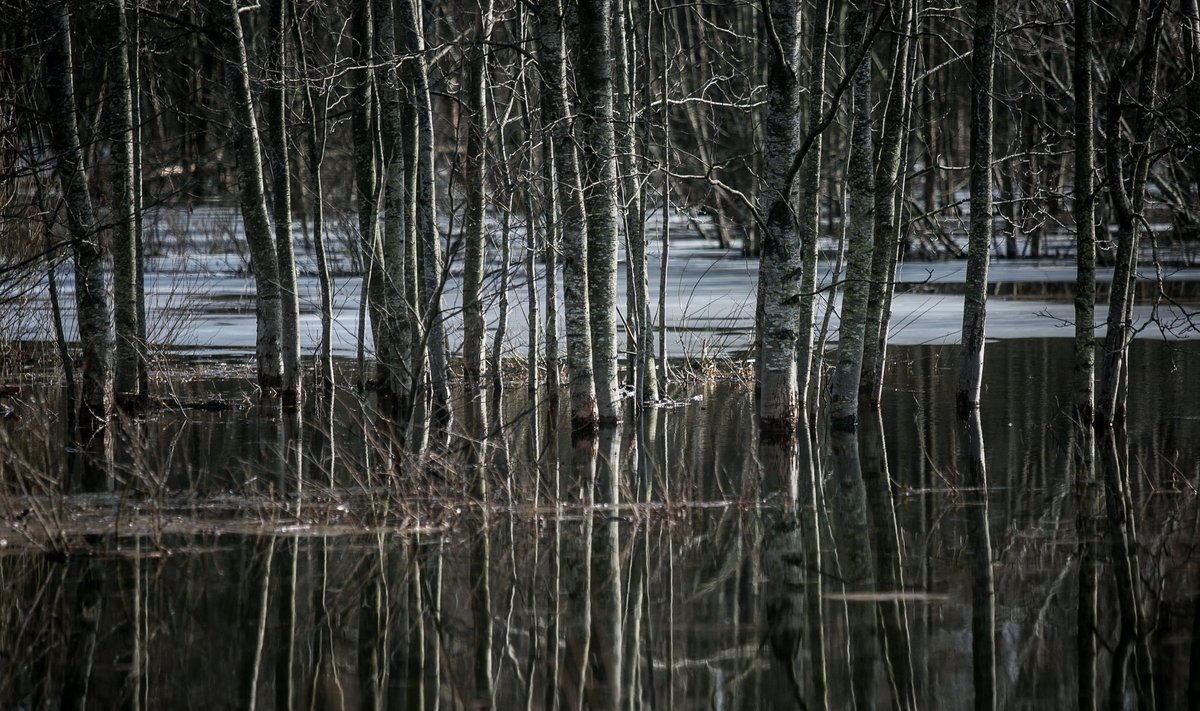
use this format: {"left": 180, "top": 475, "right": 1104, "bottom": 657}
{"left": 956, "top": 0, "right": 998, "bottom": 413}
{"left": 756, "top": 0, "right": 803, "bottom": 435}
{"left": 1073, "top": 0, "right": 1097, "bottom": 420}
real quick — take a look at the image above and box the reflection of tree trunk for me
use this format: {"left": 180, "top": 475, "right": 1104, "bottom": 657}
{"left": 562, "top": 433, "right": 596, "bottom": 709}
{"left": 275, "top": 536, "right": 299, "bottom": 711}
{"left": 1073, "top": 421, "right": 1099, "bottom": 711}
{"left": 60, "top": 561, "right": 104, "bottom": 711}
{"left": 623, "top": 412, "right": 651, "bottom": 705}
{"left": 956, "top": 412, "right": 995, "bottom": 711}
{"left": 241, "top": 539, "right": 276, "bottom": 711}
{"left": 386, "top": 542, "right": 425, "bottom": 709}
{"left": 358, "top": 544, "right": 385, "bottom": 711}
{"left": 829, "top": 428, "right": 878, "bottom": 708}
{"left": 1097, "top": 427, "right": 1156, "bottom": 710}
{"left": 470, "top": 511, "right": 494, "bottom": 706}
{"left": 587, "top": 426, "right": 623, "bottom": 708}
{"left": 860, "top": 411, "right": 916, "bottom": 710}
{"left": 761, "top": 436, "right": 810, "bottom": 707}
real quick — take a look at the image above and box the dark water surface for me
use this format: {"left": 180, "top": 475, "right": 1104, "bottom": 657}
{"left": 2, "top": 339, "right": 1198, "bottom": 709}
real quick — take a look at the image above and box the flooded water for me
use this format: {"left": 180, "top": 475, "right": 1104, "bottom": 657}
{"left": 2, "top": 337, "right": 1197, "bottom": 709}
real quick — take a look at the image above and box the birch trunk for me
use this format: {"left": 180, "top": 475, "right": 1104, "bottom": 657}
{"left": 538, "top": 0, "right": 599, "bottom": 430}
{"left": 374, "top": 0, "right": 414, "bottom": 420}
{"left": 756, "top": 0, "right": 803, "bottom": 436}
{"left": 860, "top": 0, "right": 915, "bottom": 409}
{"left": 827, "top": 0, "right": 877, "bottom": 430}
{"left": 463, "top": 0, "right": 496, "bottom": 437}
{"left": 578, "top": 0, "right": 622, "bottom": 425}
{"left": 44, "top": 2, "right": 113, "bottom": 422}
{"left": 955, "top": 0, "right": 997, "bottom": 413}
{"left": 266, "top": 0, "right": 301, "bottom": 406}
{"left": 400, "top": 0, "right": 452, "bottom": 423}
{"left": 215, "top": 0, "right": 284, "bottom": 391}
{"left": 1073, "top": 0, "right": 1096, "bottom": 420}
{"left": 794, "top": 0, "right": 831, "bottom": 415}
{"left": 103, "top": 0, "right": 140, "bottom": 410}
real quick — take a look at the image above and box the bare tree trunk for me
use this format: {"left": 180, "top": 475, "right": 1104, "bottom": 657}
{"left": 1073, "top": 0, "right": 1097, "bottom": 420}
{"left": 756, "top": 0, "right": 803, "bottom": 436}
{"left": 827, "top": 0, "right": 877, "bottom": 430}
{"left": 1096, "top": 0, "right": 1166, "bottom": 429}
{"left": 215, "top": 0, "right": 284, "bottom": 392}
{"left": 861, "top": 0, "right": 915, "bottom": 409}
{"left": 351, "top": 0, "right": 385, "bottom": 378}
{"left": 102, "top": 0, "right": 140, "bottom": 410}
{"left": 43, "top": 1, "right": 112, "bottom": 423}
{"left": 293, "top": 1, "right": 334, "bottom": 403}
{"left": 615, "top": 0, "right": 657, "bottom": 404}
{"left": 955, "top": 0, "right": 997, "bottom": 413}
{"left": 400, "top": 0, "right": 452, "bottom": 424}
{"left": 538, "top": 0, "right": 599, "bottom": 430}
{"left": 578, "top": 0, "right": 623, "bottom": 425}
{"left": 795, "top": 0, "right": 832, "bottom": 416}
{"left": 266, "top": 0, "right": 301, "bottom": 407}
{"left": 374, "top": 0, "right": 414, "bottom": 422}
{"left": 130, "top": 5, "right": 148, "bottom": 401}
{"left": 463, "top": 0, "right": 496, "bottom": 438}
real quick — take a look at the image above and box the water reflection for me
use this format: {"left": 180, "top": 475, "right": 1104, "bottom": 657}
{"left": 955, "top": 410, "right": 995, "bottom": 711}
{"left": 0, "top": 340, "right": 1197, "bottom": 708}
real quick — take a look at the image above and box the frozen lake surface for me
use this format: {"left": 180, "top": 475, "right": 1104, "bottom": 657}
{"left": 6, "top": 206, "right": 1199, "bottom": 360}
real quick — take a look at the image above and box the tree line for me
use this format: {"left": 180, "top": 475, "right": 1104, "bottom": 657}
{"left": 0, "top": 0, "right": 1196, "bottom": 438}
